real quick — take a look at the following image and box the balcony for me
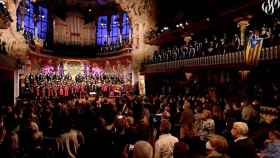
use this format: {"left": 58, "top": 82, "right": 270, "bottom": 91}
{"left": 142, "top": 45, "right": 280, "bottom": 73}
{"left": 29, "top": 42, "right": 133, "bottom": 58}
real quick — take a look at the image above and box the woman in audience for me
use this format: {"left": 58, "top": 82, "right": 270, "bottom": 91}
{"left": 206, "top": 134, "right": 229, "bottom": 158}
{"left": 197, "top": 110, "right": 215, "bottom": 141}
{"left": 259, "top": 128, "right": 280, "bottom": 158}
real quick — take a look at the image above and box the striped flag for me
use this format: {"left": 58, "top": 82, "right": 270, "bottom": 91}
{"left": 245, "top": 36, "right": 263, "bottom": 65}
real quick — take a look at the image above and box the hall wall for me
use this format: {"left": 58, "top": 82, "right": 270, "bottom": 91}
{"left": 0, "top": 69, "right": 14, "bottom": 106}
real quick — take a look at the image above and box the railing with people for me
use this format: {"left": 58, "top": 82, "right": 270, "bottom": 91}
{"left": 142, "top": 21, "right": 280, "bottom": 73}
{"left": 142, "top": 45, "right": 280, "bottom": 73}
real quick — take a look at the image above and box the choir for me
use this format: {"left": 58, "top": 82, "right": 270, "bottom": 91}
{"left": 20, "top": 72, "right": 132, "bottom": 100}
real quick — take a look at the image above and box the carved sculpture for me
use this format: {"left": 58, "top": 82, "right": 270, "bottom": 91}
{"left": 0, "top": 0, "right": 28, "bottom": 57}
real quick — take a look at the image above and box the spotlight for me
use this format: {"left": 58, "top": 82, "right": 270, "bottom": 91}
{"left": 185, "top": 21, "right": 189, "bottom": 26}
{"left": 179, "top": 23, "right": 183, "bottom": 27}
{"left": 176, "top": 24, "right": 179, "bottom": 28}
{"left": 88, "top": 9, "right": 92, "bottom": 12}
{"left": 206, "top": 17, "right": 210, "bottom": 21}
{"left": 41, "top": 15, "right": 45, "bottom": 18}
{"left": 163, "top": 26, "right": 169, "bottom": 30}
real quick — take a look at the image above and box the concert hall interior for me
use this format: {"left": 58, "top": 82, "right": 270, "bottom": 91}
{"left": 0, "top": 0, "right": 280, "bottom": 158}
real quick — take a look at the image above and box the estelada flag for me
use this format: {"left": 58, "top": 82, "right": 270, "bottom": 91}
{"left": 245, "top": 36, "right": 263, "bottom": 65}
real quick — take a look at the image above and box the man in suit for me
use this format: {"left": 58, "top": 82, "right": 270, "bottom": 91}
{"left": 229, "top": 122, "right": 256, "bottom": 158}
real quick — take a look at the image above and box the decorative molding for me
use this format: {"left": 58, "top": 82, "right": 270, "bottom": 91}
{"left": 262, "top": 0, "right": 280, "bottom": 15}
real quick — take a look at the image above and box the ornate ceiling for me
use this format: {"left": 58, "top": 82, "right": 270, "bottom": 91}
{"left": 155, "top": 0, "right": 257, "bottom": 27}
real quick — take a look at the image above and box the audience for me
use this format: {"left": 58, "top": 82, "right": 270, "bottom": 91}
{"left": 0, "top": 75, "right": 279, "bottom": 158}
{"left": 145, "top": 21, "right": 280, "bottom": 65}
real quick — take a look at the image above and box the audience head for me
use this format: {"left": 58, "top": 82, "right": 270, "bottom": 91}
{"left": 231, "top": 122, "right": 249, "bottom": 138}
{"left": 160, "top": 119, "right": 172, "bottom": 134}
{"left": 173, "top": 142, "right": 189, "bottom": 158}
{"left": 133, "top": 141, "right": 153, "bottom": 158}
{"left": 206, "top": 134, "right": 229, "bottom": 154}
{"left": 202, "top": 109, "right": 212, "bottom": 119}
{"left": 268, "top": 129, "right": 280, "bottom": 141}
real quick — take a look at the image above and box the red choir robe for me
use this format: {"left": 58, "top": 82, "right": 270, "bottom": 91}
{"left": 47, "top": 85, "right": 52, "bottom": 97}
{"left": 42, "top": 86, "right": 46, "bottom": 98}
{"left": 36, "top": 86, "right": 40, "bottom": 97}
{"left": 53, "top": 85, "right": 58, "bottom": 97}
{"left": 70, "top": 85, "right": 75, "bottom": 96}
{"left": 101, "top": 84, "right": 108, "bottom": 93}
{"left": 59, "top": 86, "right": 64, "bottom": 96}
{"left": 74, "top": 85, "right": 79, "bottom": 96}
{"left": 79, "top": 85, "right": 83, "bottom": 98}
{"left": 64, "top": 85, "right": 69, "bottom": 97}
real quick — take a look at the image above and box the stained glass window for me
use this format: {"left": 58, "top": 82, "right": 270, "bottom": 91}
{"left": 37, "top": 6, "right": 48, "bottom": 39}
{"left": 96, "top": 13, "right": 131, "bottom": 46}
{"left": 110, "top": 14, "right": 120, "bottom": 45}
{"left": 122, "top": 13, "right": 131, "bottom": 43}
{"left": 16, "top": 0, "right": 48, "bottom": 40}
{"left": 96, "top": 16, "right": 108, "bottom": 46}
{"left": 23, "top": 0, "right": 34, "bottom": 36}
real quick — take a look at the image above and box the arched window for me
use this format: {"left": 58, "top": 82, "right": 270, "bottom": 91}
{"left": 122, "top": 13, "right": 131, "bottom": 43}
{"left": 16, "top": 0, "right": 48, "bottom": 40}
{"left": 16, "top": 0, "right": 34, "bottom": 35}
{"left": 96, "top": 13, "right": 131, "bottom": 46}
{"left": 110, "top": 14, "right": 120, "bottom": 45}
{"left": 97, "top": 16, "right": 108, "bottom": 46}
{"left": 37, "top": 6, "right": 48, "bottom": 39}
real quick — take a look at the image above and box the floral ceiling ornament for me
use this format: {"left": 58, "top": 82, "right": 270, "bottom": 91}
{"left": 262, "top": 0, "right": 280, "bottom": 15}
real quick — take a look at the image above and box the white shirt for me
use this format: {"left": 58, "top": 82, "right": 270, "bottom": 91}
{"left": 234, "top": 136, "right": 248, "bottom": 142}
{"left": 154, "top": 134, "right": 179, "bottom": 158}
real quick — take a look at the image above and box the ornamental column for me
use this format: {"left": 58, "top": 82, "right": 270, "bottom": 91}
{"left": 238, "top": 20, "right": 249, "bottom": 46}
{"left": 234, "top": 16, "right": 252, "bottom": 46}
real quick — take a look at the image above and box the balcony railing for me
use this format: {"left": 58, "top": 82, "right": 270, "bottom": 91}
{"left": 29, "top": 43, "right": 133, "bottom": 58}
{"left": 142, "top": 45, "right": 280, "bottom": 73}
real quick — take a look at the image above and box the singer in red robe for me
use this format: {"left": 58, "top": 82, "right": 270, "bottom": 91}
{"left": 53, "top": 85, "right": 58, "bottom": 97}
{"left": 64, "top": 84, "right": 69, "bottom": 97}
{"left": 47, "top": 84, "right": 52, "bottom": 97}
{"left": 59, "top": 85, "right": 64, "bottom": 96}
{"left": 36, "top": 85, "right": 40, "bottom": 98}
